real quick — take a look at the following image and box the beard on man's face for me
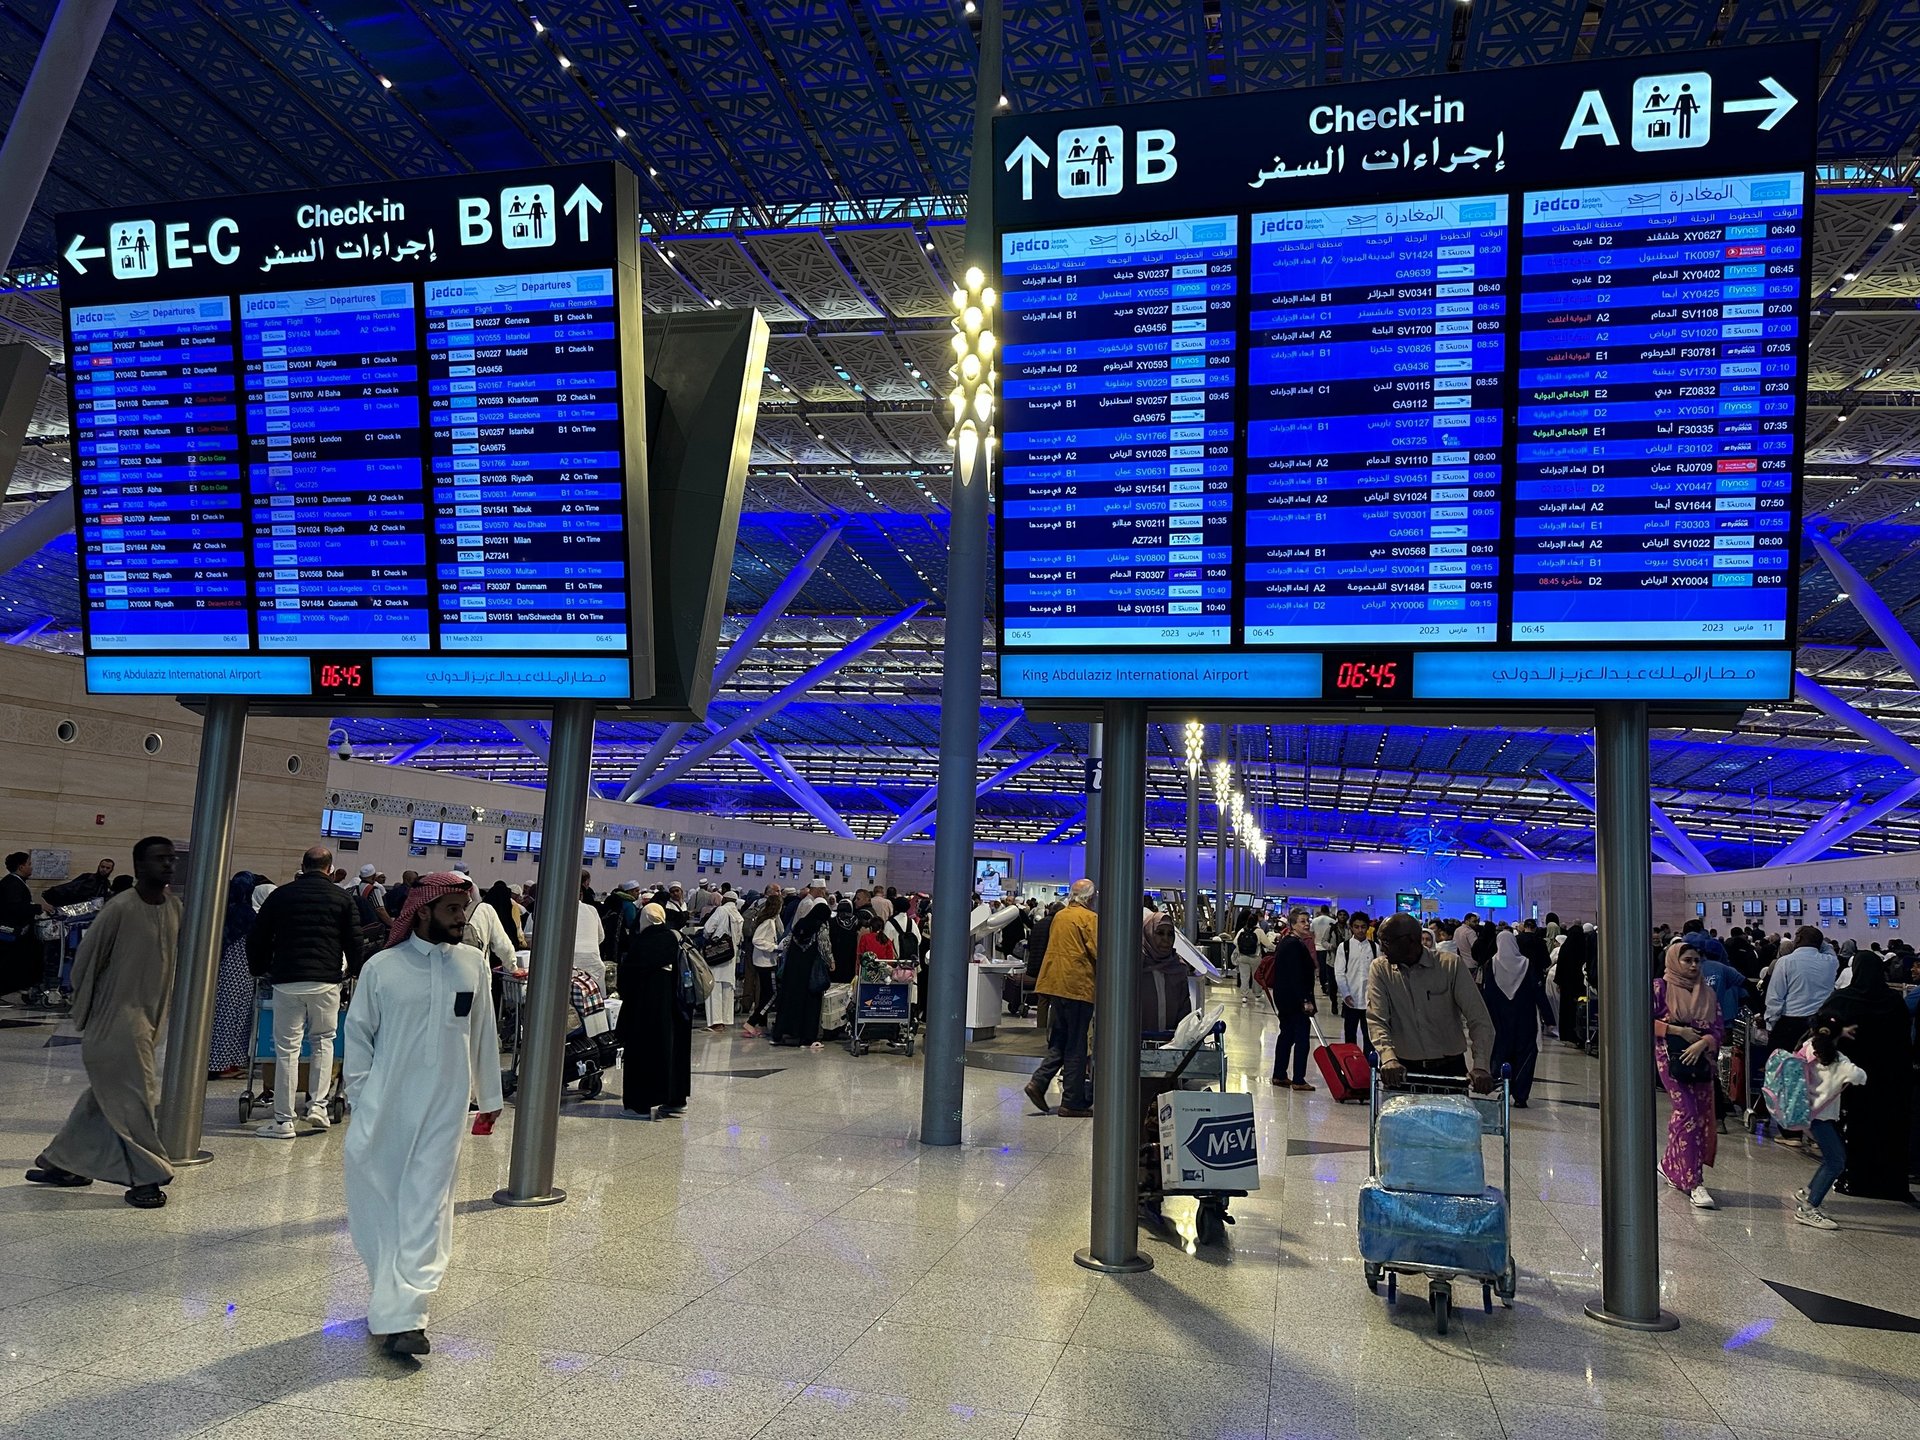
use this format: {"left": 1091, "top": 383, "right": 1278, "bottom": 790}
{"left": 423, "top": 911, "right": 467, "bottom": 946}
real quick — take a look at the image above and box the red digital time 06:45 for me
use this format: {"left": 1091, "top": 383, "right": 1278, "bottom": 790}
{"left": 1322, "top": 652, "right": 1411, "bottom": 701}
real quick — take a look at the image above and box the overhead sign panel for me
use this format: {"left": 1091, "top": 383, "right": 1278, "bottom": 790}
{"left": 992, "top": 46, "right": 1815, "bottom": 709}
{"left": 57, "top": 163, "right": 652, "bottom": 706}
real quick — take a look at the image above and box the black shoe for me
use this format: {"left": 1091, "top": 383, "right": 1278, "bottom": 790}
{"left": 24, "top": 1157, "right": 90, "bottom": 1188}
{"left": 1023, "top": 1079, "right": 1051, "bottom": 1115}
{"left": 383, "top": 1329, "right": 430, "bottom": 1356}
{"left": 125, "top": 1183, "right": 166, "bottom": 1209}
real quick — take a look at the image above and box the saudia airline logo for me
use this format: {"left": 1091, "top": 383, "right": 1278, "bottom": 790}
{"left": 1185, "top": 1116, "right": 1258, "bottom": 1168}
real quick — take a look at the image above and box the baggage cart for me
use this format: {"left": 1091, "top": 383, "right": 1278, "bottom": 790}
{"left": 1141, "top": 1013, "right": 1244, "bottom": 1249}
{"left": 845, "top": 964, "right": 916, "bottom": 1056}
{"left": 1361, "top": 1068, "right": 1516, "bottom": 1333}
{"left": 500, "top": 969, "right": 614, "bottom": 1101}
{"left": 239, "top": 980, "right": 351, "bottom": 1126}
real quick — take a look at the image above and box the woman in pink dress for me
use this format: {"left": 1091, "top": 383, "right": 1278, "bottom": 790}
{"left": 1654, "top": 941, "right": 1724, "bottom": 1209}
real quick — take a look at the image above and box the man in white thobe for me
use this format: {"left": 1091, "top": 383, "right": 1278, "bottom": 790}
{"left": 342, "top": 871, "right": 502, "bottom": 1357}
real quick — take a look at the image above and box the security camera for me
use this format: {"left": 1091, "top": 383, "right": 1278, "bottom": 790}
{"left": 327, "top": 726, "right": 354, "bottom": 760}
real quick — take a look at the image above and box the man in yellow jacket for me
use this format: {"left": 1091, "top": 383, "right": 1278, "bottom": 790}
{"left": 1026, "top": 877, "right": 1097, "bottom": 1116}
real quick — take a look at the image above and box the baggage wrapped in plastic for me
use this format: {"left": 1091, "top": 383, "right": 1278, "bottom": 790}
{"left": 1375, "top": 1094, "right": 1485, "bottom": 1196}
{"left": 1357, "top": 1179, "right": 1508, "bottom": 1275}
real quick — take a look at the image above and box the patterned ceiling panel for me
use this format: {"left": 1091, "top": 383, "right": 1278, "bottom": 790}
{"left": 1806, "top": 314, "right": 1920, "bottom": 391}
{"left": 834, "top": 226, "right": 954, "bottom": 319}
{"left": 0, "top": 71, "right": 162, "bottom": 217}
{"left": 215, "top": 0, "right": 464, "bottom": 179}
{"left": 1858, "top": 333, "right": 1920, "bottom": 393}
{"left": 665, "top": 238, "right": 804, "bottom": 322}
{"left": 546, "top": 0, "right": 734, "bottom": 207}
{"left": 1842, "top": 221, "right": 1920, "bottom": 299}
{"left": 896, "top": 331, "right": 964, "bottom": 391}
{"left": 113, "top": 0, "right": 385, "bottom": 186}
{"left": 1810, "top": 193, "right": 1907, "bottom": 294}
{"left": 876, "top": 411, "right": 959, "bottom": 464}
{"left": 1462, "top": 0, "right": 1582, "bottom": 67}
{"left": 925, "top": 220, "right": 972, "bottom": 288}
{"left": 812, "top": 413, "right": 907, "bottom": 464}
{"left": 1343, "top": 0, "right": 1456, "bottom": 80}
{"left": 865, "top": 0, "right": 976, "bottom": 193}
{"left": 1722, "top": 0, "right": 1856, "bottom": 66}
{"left": 764, "top": 335, "right": 861, "bottom": 401}
{"left": 1806, "top": 407, "right": 1920, "bottom": 466}
{"left": 1818, "top": 0, "right": 1920, "bottom": 157}
{"left": 753, "top": 0, "right": 930, "bottom": 197}
{"left": 0, "top": 289, "right": 61, "bottom": 358}
{"left": 1095, "top": 0, "right": 1211, "bottom": 104}
{"left": 754, "top": 414, "right": 850, "bottom": 464}
{"left": 1220, "top": 0, "right": 1327, "bottom": 91}
{"left": 28, "top": 374, "right": 67, "bottom": 440}
{"left": 1005, "top": 0, "right": 1102, "bottom": 112}
{"left": 1589, "top": 0, "right": 1723, "bottom": 55}
{"left": 822, "top": 333, "right": 929, "bottom": 400}
{"left": 744, "top": 232, "right": 881, "bottom": 321}
{"left": 1876, "top": 424, "right": 1920, "bottom": 467}
{"left": 637, "top": 243, "right": 715, "bottom": 314}
{"left": 646, "top": 1, "right": 838, "bottom": 204}
{"left": 422, "top": 0, "right": 619, "bottom": 167}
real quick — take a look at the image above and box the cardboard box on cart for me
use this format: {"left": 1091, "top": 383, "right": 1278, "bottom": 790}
{"left": 1157, "top": 1089, "right": 1260, "bottom": 1192}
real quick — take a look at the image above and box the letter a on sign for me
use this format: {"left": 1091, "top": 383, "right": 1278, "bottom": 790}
{"left": 1561, "top": 91, "right": 1621, "bottom": 149}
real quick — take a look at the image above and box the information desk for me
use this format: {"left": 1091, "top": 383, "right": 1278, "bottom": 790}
{"left": 992, "top": 46, "right": 1815, "bottom": 710}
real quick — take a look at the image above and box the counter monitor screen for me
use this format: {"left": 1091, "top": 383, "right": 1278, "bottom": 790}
{"left": 57, "top": 162, "right": 650, "bottom": 706}
{"left": 581, "top": 837, "right": 601, "bottom": 858}
{"left": 992, "top": 47, "right": 1814, "bottom": 709}
{"left": 440, "top": 822, "right": 468, "bottom": 847}
{"left": 1882, "top": 893, "right": 1898, "bottom": 913}
{"left": 645, "top": 843, "right": 662, "bottom": 862}
{"left": 504, "top": 828, "right": 528, "bottom": 853}
{"left": 410, "top": 819, "right": 441, "bottom": 846}
{"left": 1789, "top": 897, "right": 1803, "bottom": 914}
{"left": 710, "top": 848, "right": 725, "bottom": 865}
{"left": 603, "top": 839, "right": 622, "bottom": 861}
{"left": 662, "top": 844, "right": 678, "bottom": 863}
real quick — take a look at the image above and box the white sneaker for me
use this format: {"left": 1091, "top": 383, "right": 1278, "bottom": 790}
{"left": 1795, "top": 1203, "right": 1839, "bottom": 1230}
{"left": 1687, "top": 1185, "right": 1717, "bottom": 1209}
{"left": 296, "top": 1109, "right": 330, "bottom": 1133}
{"left": 1794, "top": 1187, "right": 1809, "bottom": 1206}
{"left": 256, "top": 1119, "right": 296, "bottom": 1140}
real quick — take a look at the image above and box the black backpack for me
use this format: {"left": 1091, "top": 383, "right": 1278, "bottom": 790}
{"left": 890, "top": 917, "right": 921, "bottom": 964}
{"left": 1236, "top": 927, "right": 1259, "bottom": 957}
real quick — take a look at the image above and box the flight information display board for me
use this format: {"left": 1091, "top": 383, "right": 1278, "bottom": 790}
{"left": 993, "top": 46, "right": 1815, "bottom": 708}
{"left": 57, "top": 163, "right": 650, "bottom": 704}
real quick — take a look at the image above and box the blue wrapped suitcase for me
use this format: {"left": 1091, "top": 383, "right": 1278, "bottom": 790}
{"left": 1375, "top": 1094, "right": 1485, "bottom": 1196}
{"left": 1357, "top": 1178, "right": 1509, "bottom": 1276}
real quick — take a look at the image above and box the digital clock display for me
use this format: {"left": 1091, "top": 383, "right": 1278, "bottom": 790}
{"left": 315, "top": 656, "right": 371, "bottom": 696}
{"left": 1325, "top": 652, "right": 1410, "bottom": 701}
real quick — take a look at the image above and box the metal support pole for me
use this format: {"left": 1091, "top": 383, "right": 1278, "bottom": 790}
{"left": 0, "top": 0, "right": 117, "bottom": 273}
{"left": 1084, "top": 721, "right": 1104, "bottom": 895}
{"left": 496, "top": 699, "right": 595, "bottom": 1207}
{"left": 1078, "top": 699, "right": 1150, "bottom": 1273}
{"left": 1586, "top": 701, "right": 1677, "bottom": 1331}
{"left": 918, "top": 0, "right": 1000, "bottom": 1148}
{"left": 157, "top": 696, "right": 248, "bottom": 1166}
{"left": 1183, "top": 758, "right": 1200, "bottom": 942}
{"left": 1216, "top": 783, "right": 1229, "bottom": 931}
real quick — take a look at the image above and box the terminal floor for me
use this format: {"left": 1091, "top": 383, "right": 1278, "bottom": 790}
{"left": 2, "top": 996, "right": 1919, "bottom": 1440}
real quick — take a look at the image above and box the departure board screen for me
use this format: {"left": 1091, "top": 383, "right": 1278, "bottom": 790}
{"left": 57, "top": 163, "right": 650, "bottom": 703}
{"left": 993, "top": 46, "right": 1815, "bottom": 708}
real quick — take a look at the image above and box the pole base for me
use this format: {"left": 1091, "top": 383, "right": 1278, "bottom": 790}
{"left": 171, "top": 1150, "right": 215, "bottom": 1168}
{"left": 492, "top": 1186, "right": 566, "bottom": 1209}
{"left": 1584, "top": 1301, "right": 1678, "bottom": 1332}
{"left": 1074, "top": 1246, "right": 1153, "bottom": 1275}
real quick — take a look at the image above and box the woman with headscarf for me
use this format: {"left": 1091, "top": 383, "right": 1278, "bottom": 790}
{"left": 1653, "top": 941, "right": 1724, "bottom": 1209}
{"left": 742, "top": 891, "right": 786, "bottom": 1037}
{"left": 482, "top": 880, "right": 523, "bottom": 951}
{"left": 1470, "top": 921, "right": 1497, "bottom": 984}
{"left": 1554, "top": 922, "right": 1590, "bottom": 1044}
{"left": 828, "top": 899, "right": 859, "bottom": 985}
{"left": 615, "top": 902, "right": 691, "bottom": 1118}
{"left": 1482, "top": 928, "right": 1543, "bottom": 1106}
{"left": 770, "top": 896, "right": 828, "bottom": 1049}
{"left": 1825, "top": 950, "right": 1915, "bottom": 1203}
{"left": 1140, "top": 910, "right": 1192, "bottom": 1033}
{"left": 208, "top": 872, "right": 266, "bottom": 1079}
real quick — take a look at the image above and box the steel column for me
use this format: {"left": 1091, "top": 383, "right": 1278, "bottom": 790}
{"left": 157, "top": 696, "right": 248, "bottom": 1166}
{"left": 1084, "top": 722, "right": 1104, "bottom": 893}
{"left": 883, "top": 710, "right": 1021, "bottom": 842}
{"left": 1809, "top": 532, "right": 1920, "bottom": 684}
{"left": 0, "top": 0, "right": 117, "bottom": 272}
{"left": 1586, "top": 701, "right": 1676, "bottom": 1331}
{"left": 1184, "top": 757, "right": 1200, "bottom": 941}
{"left": 495, "top": 699, "right": 595, "bottom": 1207}
{"left": 888, "top": 744, "right": 1060, "bottom": 844}
{"left": 1772, "top": 775, "right": 1920, "bottom": 867}
{"left": 1077, "top": 699, "right": 1150, "bottom": 1274}
{"left": 917, "top": 0, "right": 1000, "bottom": 1149}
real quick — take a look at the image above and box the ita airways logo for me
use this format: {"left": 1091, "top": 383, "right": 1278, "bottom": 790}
{"left": 1005, "top": 126, "right": 1179, "bottom": 201}
{"left": 1184, "top": 1115, "right": 1258, "bottom": 1170}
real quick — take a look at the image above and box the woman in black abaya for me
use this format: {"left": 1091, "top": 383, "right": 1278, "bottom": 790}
{"left": 770, "top": 897, "right": 828, "bottom": 1049}
{"left": 1554, "top": 924, "right": 1590, "bottom": 1043}
{"left": 1827, "top": 951, "right": 1914, "bottom": 1203}
{"left": 616, "top": 902, "right": 691, "bottom": 1118}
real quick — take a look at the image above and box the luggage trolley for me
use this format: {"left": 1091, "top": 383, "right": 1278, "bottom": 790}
{"left": 1141, "top": 1014, "right": 1245, "bottom": 1249}
{"left": 238, "top": 980, "right": 352, "bottom": 1126}
{"left": 500, "top": 969, "right": 615, "bottom": 1101}
{"left": 1360, "top": 1069, "right": 1516, "bottom": 1333}
{"left": 845, "top": 957, "right": 916, "bottom": 1056}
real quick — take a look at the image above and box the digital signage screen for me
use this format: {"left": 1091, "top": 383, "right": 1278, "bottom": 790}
{"left": 56, "top": 162, "right": 652, "bottom": 705}
{"left": 504, "top": 828, "right": 529, "bottom": 853}
{"left": 582, "top": 837, "right": 601, "bottom": 858}
{"left": 322, "top": 808, "right": 363, "bottom": 840}
{"left": 603, "top": 838, "right": 622, "bottom": 861}
{"left": 410, "top": 819, "right": 441, "bottom": 846}
{"left": 992, "top": 46, "right": 1814, "bottom": 709}
{"left": 1472, "top": 878, "right": 1509, "bottom": 910}
{"left": 440, "top": 822, "right": 468, "bottom": 847}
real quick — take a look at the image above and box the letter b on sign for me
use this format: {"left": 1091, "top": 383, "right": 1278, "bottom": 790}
{"left": 1136, "top": 129, "right": 1177, "bottom": 185}
{"left": 459, "top": 198, "right": 492, "bottom": 246}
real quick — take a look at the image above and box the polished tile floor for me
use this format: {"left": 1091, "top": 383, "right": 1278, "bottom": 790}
{"left": 3, "top": 991, "right": 1919, "bottom": 1440}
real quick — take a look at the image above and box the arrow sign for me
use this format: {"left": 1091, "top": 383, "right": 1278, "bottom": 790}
{"left": 562, "top": 183, "right": 603, "bottom": 241}
{"left": 63, "top": 233, "right": 105, "bottom": 274}
{"left": 1005, "top": 137, "right": 1050, "bottom": 201}
{"left": 1724, "top": 76, "right": 1797, "bottom": 131}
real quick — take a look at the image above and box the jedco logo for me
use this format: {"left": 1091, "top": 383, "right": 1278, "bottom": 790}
{"left": 1004, "top": 125, "right": 1178, "bottom": 201}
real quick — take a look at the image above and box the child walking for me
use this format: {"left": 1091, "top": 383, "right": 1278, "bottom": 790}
{"left": 1794, "top": 1017, "right": 1867, "bottom": 1231}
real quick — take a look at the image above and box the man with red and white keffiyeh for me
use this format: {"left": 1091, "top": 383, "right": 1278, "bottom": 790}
{"left": 341, "top": 872, "right": 503, "bottom": 1358}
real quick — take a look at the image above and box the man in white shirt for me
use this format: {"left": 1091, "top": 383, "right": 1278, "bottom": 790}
{"left": 698, "top": 891, "right": 745, "bottom": 1030}
{"left": 1334, "top": 910, "right": 1380, "bottom": 1054}
{"left": 1310, "top": 906, "right": 1337, "bottom": 952}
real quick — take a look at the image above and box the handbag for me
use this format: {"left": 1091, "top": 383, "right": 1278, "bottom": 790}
{"left": 700, "top": 930, "right": 736, "bottom": 967}
{"left": 1665, "top": 1032, "right": 1712, "bottom": 1085}
{"left": 809, "top": 930, "right": 832, "bottom": 994}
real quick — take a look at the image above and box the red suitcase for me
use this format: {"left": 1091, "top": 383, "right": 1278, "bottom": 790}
{"left": 1310, "top": 1016, "right": 1370, "bottom": 1103}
